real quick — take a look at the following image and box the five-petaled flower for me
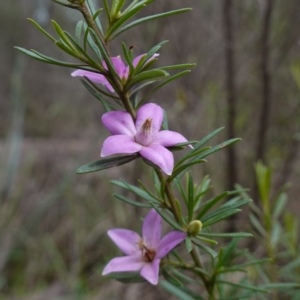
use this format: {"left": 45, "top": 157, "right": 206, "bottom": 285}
{"left": 71, "top": 54, "right": 159, "bottom": 93}
{"left": 101, "top": 103, "right": 189, "bottom": 175}
{"left": 102, "top": 209, "right": 186, "bottom": 285}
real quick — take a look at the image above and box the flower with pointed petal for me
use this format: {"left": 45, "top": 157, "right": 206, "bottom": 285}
{"left": 102, "top": 209, "right": 186, "bottom": 285}
{"left": 101, "top": 103, "right": 190, "bottom": 175}
{"left": 71, "top": 54, "right": 159, "bottom": 93}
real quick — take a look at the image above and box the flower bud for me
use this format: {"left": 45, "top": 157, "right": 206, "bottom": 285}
{"left": 187, "top": 220, "right": 202, "bottom": 235}
{"left": 116, "top": 11, "right": 122, "bottom": 19}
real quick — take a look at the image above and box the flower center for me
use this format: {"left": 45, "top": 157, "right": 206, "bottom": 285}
{"left": 135, "top": 118, "right": 153, "bottom": 146}
{"left": 137, "top": 238, "right": 156, "bottom": 262}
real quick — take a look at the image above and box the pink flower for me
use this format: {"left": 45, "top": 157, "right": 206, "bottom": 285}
{"left": 71, "top": 54, "right": 159, "bottom": 93}
{"left": 101, "top": 103, "right": 189, "bottom": 175}
{"left": 102, "top": 209, "right": 186, "bottom": 285}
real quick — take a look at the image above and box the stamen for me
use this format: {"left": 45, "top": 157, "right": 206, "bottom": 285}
{"left": 135, "top": 118, "right": 153, "bottom": 146}
{"left": 137, "top": 238, "right": 156, "bottom": 262}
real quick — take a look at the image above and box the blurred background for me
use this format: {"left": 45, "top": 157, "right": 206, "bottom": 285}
{"left": 1, "top": 0, "right": 300, "bottom": 299}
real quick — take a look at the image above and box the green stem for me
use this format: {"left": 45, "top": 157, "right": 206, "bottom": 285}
{"left": 79, "top": 3, "right": 110, "bottom": 54}
{"left": 77, "top": 2, "right": 136, "bottom": 120}
{"left": 156, "top": 169, "right": 215, "bottom": 298}
{"left": 155, "top": 169, "right": 180, "bottom": 222}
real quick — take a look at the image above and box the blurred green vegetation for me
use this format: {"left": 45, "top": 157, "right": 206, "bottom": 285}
{"left": 1, "top": 0, "right": 300, "bottom": 299}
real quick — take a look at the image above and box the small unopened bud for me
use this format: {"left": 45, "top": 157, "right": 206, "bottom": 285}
{"left": 187, "top": 220, "right": 202, "bottom": 235}
{"left": 116, "top": 11, "right": 122, "bottom": 19}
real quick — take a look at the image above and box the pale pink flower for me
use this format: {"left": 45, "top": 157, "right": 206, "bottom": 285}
{"left": 71, "top": 54, "right": 159, "bottom": 92}
{"left": 102, "top": 209, "right": 186, "bottom": 285}
{"left": 101, "top": 103, "right": 189, "bottom": 175}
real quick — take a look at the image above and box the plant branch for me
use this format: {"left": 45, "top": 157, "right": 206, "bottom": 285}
{"left": 157, "top": 169, "right": 214, "bottom": 297}
{"left": 77, "top": 2, "right": 136, "bottom": 120}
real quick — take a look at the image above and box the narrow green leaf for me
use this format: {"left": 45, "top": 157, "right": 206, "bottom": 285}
{"left": 106, "top": 3, "right": 146, "bottom": 39}
{"left": 75, "top": 20, "right": 84, "bottom": 44}
{"left": 215, "top": 280, "right": 268, "bottom": 293}
{"left": 162, "top": 109, "right": 169, "bottom": 130}
{"left": 273, "top": 192, "right": 287, "bottom": 219}
{"left": 185, "top": 237, "right": 193, "bottom": 253}
{"left": 197, "top": 192, "right": 229, "bottom": 219}
{"left": 194, "top": 176, "right": 211, "bottom": 208}
{"left": 261, "top": 283, "right": 300, "bottom": 290}
{"left": 137, "top": 180, "right": 162, "bottom": 203}
{"left": 171, "top": 160, "right": 207, "bottom": 180}
{"left": 191, "top": 127, "right": 224, "bottom": 153}
{"left": 122, "top": 42, "right": 134, "bottom": 74}
{"left": 55, "top": 41, "right": 79, "bottom": 58}
{"left": 93, "top": 8, "right": 103, "bottom": 20}
{"left": 249, "top": 213, "right": 267, "bottom": 236}
{"left": 187, "top": 173, "right": 194, "bottom": 222}
{"left": 111, "top": 8, "right": 192, "bottom": 40}
{"left": 143, "top": 40, "right": 168, "bottom": 66}
{"left": 217, "top": 267, "right": 247, "bottom": 274}
{"left": 125, "top": 69, "right": 169, "bottom": 91}
{"left": 161, "top": 268, "right": 183, "bottom": 287}
{"left": 194, "top": 267, "right": 210, "bottom": 277}
{"left": 175, "top": 198, "right": 186, "bottom": 225}
{"left": 106, "top": 271, "right": 145, "bottom": 283}
{"left": 149, "top": 203, "right": 183, "bottom": 230}
{"left": 138, "top": 70, "right": 191, "bottom": 107}
{"left": 113, "top": 0, "right": 126, "bottom": 16}
{"left": 89, "top": 29, "right": 120, "bottom": 80}
{"left": 161, "top": 63, "right": 196, "bottom": 70}
{"left": 80, "top": 79, "right": 116, "bottom": 111}
{"left": 202, "top": 209, "right": 241, "bottom": 227}
{"left": 85, "top": 28, "right": 103, "bottom": 62}
{"left": 52, "top": 20, "right": 77, "bottom": 52}
{"left": 84, "top": 77, "right": 120, "bottom": 100}
{"left": 221, "top": 197, "right": 252, "bottom": 209}
{"left": 192, "top": 239, "right": 218, "bottom": 258}
{"left": 28, "top": 18, "right": 56, "bottom": 42}
{"left": 160, "top": 281, "right": 195, "bottom": 300}
{"left": 111, "top": 180, "right": 159, "bottom": 204}
{"left": 19, "top": 48, "right": 86, "bottom": 68}
{"left": 113, "top": 194, "right": 151, "bottom": 208}
{"left": 270, "top": 221, "right": 281, "bottom": 246}
{"left": 64, "top": 31, "right": 101, "bottom": 68}
{"left": 193, "top": 138, "right": 241, "bottom": 162}
{"left": 174, "top": 180, "right": 188, "bottom": 205}
{"left": 15, "top": 47, "right": 48, "bottom": 63}
{"left": 129, "top": 80, "right": 156, "bottom": 97}
{"left": 53, "top": 0, "right": 77, "bottom": 8}
{"left": 235, "top": 258, "right": 272, "bottom": 269}
{"left": 103, "top": 0, "right": 111, "bottom": 20}
{"left": 176, "top": 146, "right": 211, "bottom": 167}
{"left": 76, "top": 155, "right": 138, "bottom": 174}
{"left": 199, "top": 232, "right": 252, "bottom": 238}
{"left": 196, "top": 236, "right": 218, "bottom": 245}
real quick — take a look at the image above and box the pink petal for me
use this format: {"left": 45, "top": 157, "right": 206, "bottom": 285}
{"left": 156, "top": 231, "right": 186, "bottom": 259}
{"left": 71, "top": 70, "right": 114, "bottom": 92}
{"left": 101, "top": 135, "right": 142, "bottom": 157}
{"left": 142, "top": 209, "right": 162, "bottom": 249}
{"left": 136, "top": 103, "right": 164, "bottom": 136}
{"left": 108, "top": 229, "right": 141, "bottom": 255}
{"left": 152, "top": 130, "right": 188, "bottom": 147}
{"left": 102, "top": 256, "right": 145, "bottom": 275}
{"left": 140, "top": 259, "right": 161, "bottom": 285}
{"left": 139, "top": 144, "right": 174, "bottom": 175}
{"left": 133, "top": 53, "right": 160, "bottom": 68}
{"left": 102, "top": 111, "right": 137, "bottom": 137}
{"left": 103, "top": 56, "right": 127, "bottom": 79}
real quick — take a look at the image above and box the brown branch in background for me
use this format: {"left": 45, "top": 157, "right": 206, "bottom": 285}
{"left": 222, "top": 0, "right": 238, "bottom": 192}
{"left": 255, "top": 0, "right": 274, "bottom": 162}
{"left": 253, "top": 0, "right": 274, "bottom": 203}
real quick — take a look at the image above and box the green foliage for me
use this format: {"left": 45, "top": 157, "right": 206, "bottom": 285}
{"left": 16, "top": 0, "right": 300, "bottom": 298}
